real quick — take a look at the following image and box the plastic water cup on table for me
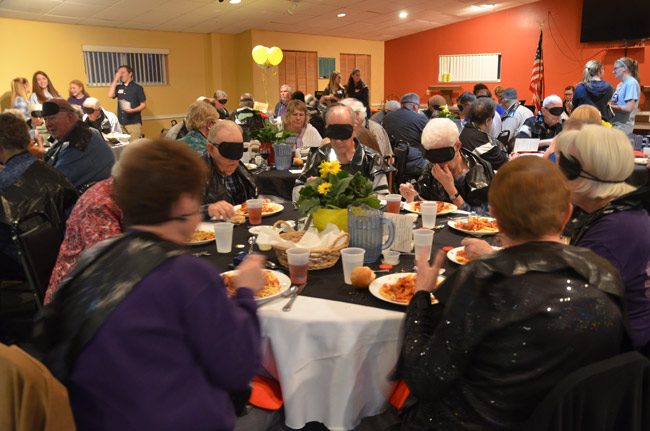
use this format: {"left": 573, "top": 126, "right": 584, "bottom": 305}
{"left": 287, "top": 247, "right": 310, "bottom": 285}
{"left": 385, "top": 194, "right": 402, "bottom": 214}
{"left": 340, "top": 247, "right": 366, "bottom": 285}
{"left": 413, "top": 229, "right": 434, "bottom": 264}
{"left": 247, "top": 199, "right": 263, "bottom": 225}
{"left": 214, "top": 222, "right": 234, "bottom": 254}
{"left": 420, "top": 201, "right": 438, "bottom": 229}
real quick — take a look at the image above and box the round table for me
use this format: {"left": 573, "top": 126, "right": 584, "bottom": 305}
{"left": 194, "top": 200, "right": 470, "bottom": 430}
{"left": 253, "top": 169, "right": 300, "bottom": 201}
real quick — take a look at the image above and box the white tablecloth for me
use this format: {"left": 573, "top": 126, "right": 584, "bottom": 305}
{"left": 258, "top": 296, "right": 404, "bottom": 430}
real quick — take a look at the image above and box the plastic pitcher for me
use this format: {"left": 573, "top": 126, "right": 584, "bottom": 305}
{"left": 274, "top": 143, "right": 292, "bottom": 171}
{"left": 348, "top": 204, "right": 395, "bottom": 263}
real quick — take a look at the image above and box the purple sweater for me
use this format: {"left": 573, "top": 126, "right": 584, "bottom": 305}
{"left": 68, "top": 255, "right": 261, "bottom": 431}
{"left": 577, "top": 209, "right": 650, "bottom": 348}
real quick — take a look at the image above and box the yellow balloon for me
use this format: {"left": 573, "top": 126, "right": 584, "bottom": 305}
{"left": 267, "top": 46, "right": 283, "bottom": 66}
{"left": 252, "top": 45, "right": 268, "bottom": 65}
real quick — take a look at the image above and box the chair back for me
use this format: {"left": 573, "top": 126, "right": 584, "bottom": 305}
{"left": 392, "top": 143, "right": 410, "bottom": 192}
{"left": 524, "top": 351, "right": 650, "bottom": 431}
{"left": 11, "top": 212, "right": 64, "bottom": 308}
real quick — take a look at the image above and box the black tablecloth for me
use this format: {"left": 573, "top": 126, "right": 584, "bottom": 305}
{"left": 628, "top": 164, "right": 649, "bottom": 188}
{"left": 253, "top": 169, "right": 300, "bottom": 201}
{"left": 193, "top": 198, "right": 478, "bottom": 312}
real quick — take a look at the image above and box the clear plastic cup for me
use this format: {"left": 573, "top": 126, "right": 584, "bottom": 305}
{"left": 214, "top": 222, "right": 234, "bottom": 253}
{"left": 385, "top": 194, "right": 402, "bottom": 214}
{"left": 287, "top": 247, "right": 310, "bottom": 284}
{"left": 413, "top": 229, "right": 434, "bottom": 263}
{"left": 247, "top": 199, "right": 263, "bottom": 225}
{"left": 420, "top": 201, "right": 438, "bottom": 229}
{"left": 340, "top": 247, "right": 366, "bottom": 284}
{"left": 382, "top": 249, "right": 400, "bottom": 265}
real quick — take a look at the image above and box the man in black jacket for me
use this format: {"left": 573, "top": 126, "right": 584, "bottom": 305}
{"left": 202, "top": 120, "right": 257, "bottom": 220}
{"left": 0, "top": 113, "right": 77, "bottom": 279}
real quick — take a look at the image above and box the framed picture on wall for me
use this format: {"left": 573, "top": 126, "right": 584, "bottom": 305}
{"left": 318, "top": 57, "right": 335, "bottom": 79}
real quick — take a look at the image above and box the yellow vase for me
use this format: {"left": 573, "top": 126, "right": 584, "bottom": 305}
{"left": 312, "top": 208, "right": 348, "bottom": 232}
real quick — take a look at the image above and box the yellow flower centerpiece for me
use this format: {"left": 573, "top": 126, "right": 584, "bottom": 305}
{"left": 297, "top": 160, "right": 380, "bottom": 231}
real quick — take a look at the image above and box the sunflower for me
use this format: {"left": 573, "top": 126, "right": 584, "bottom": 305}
{"left": 317, "top": 182, "right": 332, "bottom": 195}
{"left": 318, "top": 161, "right": 331, "bottom": 178}
{"left": 328, "top": 160, "right": 341, "bottom": 176}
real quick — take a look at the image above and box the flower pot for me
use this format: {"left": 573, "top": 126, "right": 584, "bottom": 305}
{"left": 312, "top": 208, "right": 348, "bottom": 232}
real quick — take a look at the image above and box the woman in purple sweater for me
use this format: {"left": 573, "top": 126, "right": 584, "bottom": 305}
{"left": 556, "top": 125, "right": 650, "bottom": 351}
{"left": 39, "top": 138, "right": 266, "bottom": 431}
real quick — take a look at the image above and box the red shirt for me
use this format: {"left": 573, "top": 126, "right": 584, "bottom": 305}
{"left": 45, "top": 178, "right": 122, "bottom": 304}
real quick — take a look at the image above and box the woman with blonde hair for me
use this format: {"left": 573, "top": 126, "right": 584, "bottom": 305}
{"left": 320, "top": 71, "right": 346, "bottom": 105}
{"left": 572, "top": 60, "right": 614, "bottom": 121}
{"left": 30, "top": 70, "right": 60, "bottom": 104}
{"left": 553, "top": 125, "right": 650, "bottom": 353}
{"left": 67, "top": 79, "right": 90, "bottom": 107}
{"left": 10, "top": 77, "right": 30, "bottom": 119}
{"left": 281, "top": 99, "right": 322, "bottom": 152}
{"left": 179, "top": 100, "right": 220, "bottom": 153}
{"left": 610, "top": 56, "right": 641, "bottom": 136}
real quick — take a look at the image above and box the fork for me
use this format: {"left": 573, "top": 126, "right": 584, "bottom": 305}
{"left": 257, "top": 284, "right": 298, "bottom": 307}
{"left": 282, "top": 283, "right": 307, "bottom": 312}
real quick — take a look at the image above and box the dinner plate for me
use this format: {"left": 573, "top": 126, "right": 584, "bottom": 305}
{"left": 221, "top": 270, "right": 291, "bottom": 301}
{"left": 234, "top": 202, "right": 284, "bottom": 217}
{"left": 186, "top": 222, "right": 216, "bottom": 246}
{"left": 369, "top": 273, "right": 443, "bottom": 306}
{"left": 447, "top": 217, "right": 499, "bottom": 236}
{"left": 634, "top": 157, "right": 648, "bottom": 165}
{"left": 248, "top": 220, "right": 295, "bottom": 235}
{"left": 447, "top": 245, "right": 502, "bottom": 265}
{"left": 403, "top": 201, "right": 458, "bottom": 216}
{"left": 245, "top": 163, "right": 258, "bottom": 170}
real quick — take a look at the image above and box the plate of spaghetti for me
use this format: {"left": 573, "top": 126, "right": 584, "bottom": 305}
{"left": 447, "top": 245, "right": 502, "bottom": 265}
{"left": 403, "top": 201, "right": 458, "bottom": 216}
{"left": 186, "top": 223, "right": 216, "bottom": 245}
{"left": 221, "top": 269, "right": 290, "bottom": 301}
{"left": 234, "top": 199, "right": 284, "bottom": 217}
{"left": 369, "top": 273, "right": 444, "bottom": 306}
{"left": 448, "top": 216, "right": 499, "bottom": 236}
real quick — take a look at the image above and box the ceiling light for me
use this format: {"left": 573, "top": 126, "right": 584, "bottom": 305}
{"left": 474, "top": 2, "right": 496, "bottom": 9}
{"left": 398, "top": 11, "right": 408, "bottom": 19}
{"left": 229, "top": 0, "right": 241, "bottom": 4}
{"left": 337, "top": 12, "right": 346, "bottom": 18}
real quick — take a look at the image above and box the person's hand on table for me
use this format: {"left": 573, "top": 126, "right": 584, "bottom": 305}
{"left": 208, "top": 200, "right": 235, "bottom": 220}
{"left": 399, "top": 183, "right": 418, "bottom": 203}
{"left": 461, "top": 238, "right": 493, "bottom": 259}
{"left": 414, "top": 249, "right": 446, "bottom": 293}
{"left": 233, "top": 254, "right": 266, "bottom": 293}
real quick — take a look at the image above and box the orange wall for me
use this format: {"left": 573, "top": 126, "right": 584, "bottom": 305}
{"left": 385, "top": 0, "right": 647, "bottom": 106}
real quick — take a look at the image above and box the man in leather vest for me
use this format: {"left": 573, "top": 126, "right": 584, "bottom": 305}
{"left": 202, "top": 120, "right": 257, "bottom": 220}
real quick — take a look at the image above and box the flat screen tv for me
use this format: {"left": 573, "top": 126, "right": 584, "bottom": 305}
{"left": 580, "top": 0, "right": 650, "bottom": 43}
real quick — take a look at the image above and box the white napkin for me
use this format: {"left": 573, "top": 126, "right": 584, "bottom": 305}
{"left": 254, "top": 223, "right": 343, "bottom": 250}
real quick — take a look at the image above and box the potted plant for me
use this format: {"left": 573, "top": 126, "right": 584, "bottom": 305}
{"left": 296, "top": 160, "right": 380, "bottom": 231}
{"left": 250, "top": 123, "right": 295, "bottom": 166}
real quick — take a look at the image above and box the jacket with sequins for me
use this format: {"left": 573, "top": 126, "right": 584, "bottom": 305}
{"left": 399, "top": 242, "right": 627, "bottom": 430}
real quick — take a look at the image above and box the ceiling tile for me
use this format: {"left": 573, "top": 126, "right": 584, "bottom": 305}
{"left": 47, "top": 2, "right": 107, "bottom": 18}
{"left": 0, "top": 0, "right": 62, "bottom": 14}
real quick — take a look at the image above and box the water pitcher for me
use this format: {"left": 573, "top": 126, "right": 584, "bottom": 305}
{"left": 348, "top": 204, "right": 395, "bottom": 263}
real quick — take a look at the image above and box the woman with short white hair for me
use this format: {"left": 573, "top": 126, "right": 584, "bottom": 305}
{"left": 340, "top": 98, "right": 392, "bottom": 157}
{"left": 556, "top": 124, "right": 650, "bottom": 351}
{"left": 399, "top": 118, "right": 494, "bottom": 213}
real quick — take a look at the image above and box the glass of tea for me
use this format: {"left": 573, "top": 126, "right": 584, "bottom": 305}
{"left": 246, "top": 199, "right": 263, "bottom": 225}
{"left": 286, "top": 247, "right": 310, "bottom": 285}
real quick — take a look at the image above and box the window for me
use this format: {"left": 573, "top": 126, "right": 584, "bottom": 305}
{"left": 438, "top": 53, "right": 501, "bottom": 83}
{"left": 82, "top": 45, "right": 169, "bottom": 86}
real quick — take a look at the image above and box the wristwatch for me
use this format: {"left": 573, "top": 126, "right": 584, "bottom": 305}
{"left": 450, "top": 191, "right": 460, "bottom": 200}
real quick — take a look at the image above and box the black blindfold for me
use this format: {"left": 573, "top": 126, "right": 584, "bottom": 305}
{"left": 82, "top": 107, "right": 96, "bottom": 115}
{"left": 325, "top": 124, "right": 354, "bottom": 140}
{"left": 424, "top": 147, "right": 456, "bottom": 164}
{"left": 547, "top": 107, "right": 564, "bottom": 116}
{"left": 30, "top": 111, "right": 43, "bottom": 118}
{"left": 217, "top": 141, "right": 244, "bottom": 160}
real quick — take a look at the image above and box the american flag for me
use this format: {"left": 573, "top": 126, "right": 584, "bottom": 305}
{"left": 529, "top": 31, "right": 544, "bottom": 112}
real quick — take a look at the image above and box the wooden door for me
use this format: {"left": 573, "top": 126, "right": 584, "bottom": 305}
{"left": 278, "top": 50, "right": 318, "bottom": 96}
{"left": 341, "top": 53, "right": 371, "bottom": 101}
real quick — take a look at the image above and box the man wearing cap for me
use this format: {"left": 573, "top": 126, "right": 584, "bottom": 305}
{"left": 42, "top": 99, "right": 115, "bottom": 191}
{"left": 0, "top": 113, "right": 77, "bottom": 279}
{"left": 369, "top": 100, "right": 400, "bottom": 124}
{"left": 399, "top": 118, "right": 494, "bottom": 214}
{"left": 293, "top": 104, "right": 388, "bottom": 201}
{"left": 499, "top": 88, "right": 534, "bottom": 147}
{"left": 516, "top": 94, "right": 564, "bottom": 140}
{"left": 82, "top": 97, "right": 120, "bottom": 135}
{"left": 382, "top": 93, "right": 429, "bottom": 150}
{"left": 213, "top": 90, "right": 229, "bottom": 119}
{"left": 107, "top": 64, "right": 146, "bottom": 142}
{"left": 202, "top": 120, "right": 257, "bottom": 220}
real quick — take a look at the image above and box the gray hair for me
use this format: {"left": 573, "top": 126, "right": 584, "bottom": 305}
{"left": 421, "top": 118, "right": 459, "bottom": 150}
{"left": 207, "top": 119, "right": 242, "bottom": 144}
{"left": 555, "top": 125, "right": 635, "bottom": 200}
{"left": 501, "top": 88, "right": 518, "bottom": 101}
{"left": 324, "top": 103, "right": 356, "bottom": 126}
{"left": 83, "top": 97, "right": 101, "bottom": 110}
{"left": 340, "top": 97, "right": 367, "bottom": 122}
{"left": 384, "top": 100, "right": 400, "bottom": 112}
{"left": 214, "top": 89, "right": 228, "bottom": 99}
{"left": 542, "top": 94, "right": 562, "bottom": 108}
